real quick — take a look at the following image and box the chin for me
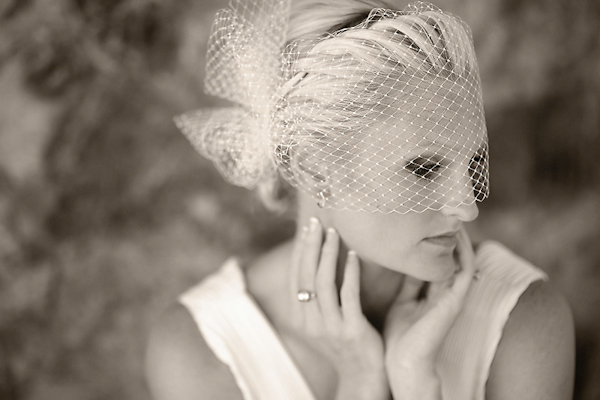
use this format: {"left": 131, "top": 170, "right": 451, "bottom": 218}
{"left": 425, "top": 261, "right": 457, "bottom": 281}
{"left": 394, "top": 251, "right": 458, "bottom": 282}
{"left": 421, "top": 252, "right": 458, "bottom": 282}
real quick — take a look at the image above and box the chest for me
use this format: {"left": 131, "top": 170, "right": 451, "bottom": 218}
{"left": 277, "top": 330, "right": 339, "bottom": 400}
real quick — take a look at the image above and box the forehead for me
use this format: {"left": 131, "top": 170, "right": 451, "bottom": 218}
{"left": 362, "top": 75, "right": 487, "bottom": 157}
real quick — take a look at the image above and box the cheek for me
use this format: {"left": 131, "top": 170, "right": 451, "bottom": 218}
{"left": 330, "top": 212, "right": 421, "bottom": 265}
{"left": 406, "top": 251, "right": 458, "bottom": 282}
{"left": 328, "top": 211, "right": 457, "bottom": 281}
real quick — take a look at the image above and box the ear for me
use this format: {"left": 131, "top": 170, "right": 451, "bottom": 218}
{"left": 291, "top": 145, "right": 331, "bottom": 197}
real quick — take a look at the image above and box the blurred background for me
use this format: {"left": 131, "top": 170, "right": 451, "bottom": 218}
{"left": 0, "top": 0, "right": 598, "bottom": 398}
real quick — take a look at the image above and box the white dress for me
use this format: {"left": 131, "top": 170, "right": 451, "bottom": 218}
{"left": 179, "top": 241, "right": 547, "bottom": 400}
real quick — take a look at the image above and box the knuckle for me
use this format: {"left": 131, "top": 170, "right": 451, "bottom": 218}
{"left": 289, "top": 315, "right": 303, "bottom": 330}
{"left": 308, "top": 230, "right": 322, "bottom": 244}
{"left": 316, "top": 269, "right": 334, "bottom": 285}
{"left": 305, "top": 325, "right": 324, "bottom": 338}
{"left": 319, "top": 245, "right": 334, "bottom": 259}
{"left": 340, "top": 284, "right": 358, "bottom": 300}
{"left": 315, "top": 279, "right": 330, "bottom": 293}
{"left": 340, "top": 326, "right": 359, "bottom": 342}
{"left": 326, "top": 324, "right": 342, "bottom": 338}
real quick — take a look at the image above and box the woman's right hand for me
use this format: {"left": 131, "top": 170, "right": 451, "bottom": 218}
{"left": 290, "top": 217, "right": 389, "bottom": 400}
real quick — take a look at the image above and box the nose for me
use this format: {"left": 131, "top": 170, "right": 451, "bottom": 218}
{"left": 442, "top": 197, "right": 479, "bottom": 222}
{"left": 440, "top": 166, "right": 480, "bottom": 222}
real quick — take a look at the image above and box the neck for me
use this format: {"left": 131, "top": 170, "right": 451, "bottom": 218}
{"left": 353, "top": 256, "right": 405, "bottom": 331}
{"left": 295, "top": 198, "right": 405, "bottom": 332}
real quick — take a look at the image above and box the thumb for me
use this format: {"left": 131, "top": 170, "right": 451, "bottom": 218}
{"left": 426, "top": 227, "right": 475, "bottom": 319}
{"left": 450, "top": 227, "right": 476, "bottom": 300}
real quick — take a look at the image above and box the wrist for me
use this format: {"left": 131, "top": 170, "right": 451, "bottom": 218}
{"left": 385, "top": 346, "right": 437, "bottom": 374}
{"left": 336, "top": 368, "right": 390, "bottom": 400}
{"left": 387, "top": 365, "right": 441, "bottom": 400}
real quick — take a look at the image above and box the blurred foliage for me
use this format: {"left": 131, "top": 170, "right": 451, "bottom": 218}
{"left": 0, "top": 0, "right": 598, "bottom": 399}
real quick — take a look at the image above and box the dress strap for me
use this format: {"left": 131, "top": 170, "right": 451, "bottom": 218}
{"left": 437, "top": 241, "right": 548, "bottom": 400}
{"left": 179, "top": 258, "right": 317, "bottom": 400}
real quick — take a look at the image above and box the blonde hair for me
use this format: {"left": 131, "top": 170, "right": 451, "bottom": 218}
{"left": 257, "top": 1, "right": 480, "bottom": 213}
{"left": 287, "top": 0, "right": 394, "bottom": 41}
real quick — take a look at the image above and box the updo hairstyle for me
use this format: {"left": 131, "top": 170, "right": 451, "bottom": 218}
{"left": 257, "top": 0, "right": 481, "bottom": 213}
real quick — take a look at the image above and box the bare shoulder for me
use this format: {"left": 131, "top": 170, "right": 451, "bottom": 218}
{"left": 486, "top": 280, "right": 575, "bottom": 400}
{"left": 145, "top": 302, "right": 243, "bottom": 400}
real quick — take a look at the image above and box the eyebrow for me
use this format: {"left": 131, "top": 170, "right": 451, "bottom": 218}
{"left": 419, "top": 130, "right": 487, "bottom": 152}
{"left": 402, "top": 139, "right": 487, "bottom": 162}
{"left": 407, "top": 138, "right": 446, "bottom": 153}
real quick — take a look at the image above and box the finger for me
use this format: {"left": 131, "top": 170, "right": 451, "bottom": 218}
{"left": 340, "top": 250, "right": 364, "bottom": 327}
{"left": 455, "top": 227, "right": 476, "bottom": 274}
{"left": 289, "top": 225, "right": 309, "bottom": 327}
{"left": 427, "top": 229, "right": 475, "bottom": 304}
{"left": 316, "top": 228, "right": 343, "bottom": 331}
{"left": 298, "top": 218, "right": 324, "bottom": 336}
{"left": 289, "top": 225, "right": 308, "bottom": 295}
{"left": 298, "top": 217, "right": 323, "bottom": 291}
{"left": 451, "top": 227, "right": 476, "bottom": 298}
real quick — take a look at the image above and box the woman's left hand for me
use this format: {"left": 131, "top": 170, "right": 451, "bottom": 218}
{"left": 383, "top": 227, "right": 476, "bottom": 400}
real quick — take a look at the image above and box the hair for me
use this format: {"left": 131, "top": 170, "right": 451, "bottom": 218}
{"left": 286, "top": 0, "right": 395, "bottom": 42}
{"left": 256, "top": 0, "right": 480, "bottom": 213}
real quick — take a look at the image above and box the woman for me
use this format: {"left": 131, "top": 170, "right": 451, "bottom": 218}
{"left": 146, "top": 1, "right": 575, "bottom": 399}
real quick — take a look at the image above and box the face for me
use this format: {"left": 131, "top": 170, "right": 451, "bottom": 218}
{"left": 321, "top": 85, "right": 486, "bottom": 282}
{"left": 326, "top": 205, "right": 477, "bottom": 282}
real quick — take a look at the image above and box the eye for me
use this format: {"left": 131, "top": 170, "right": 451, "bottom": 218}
{"left": 469, "top": 148, "right": 488, "bottom": 200}
{"left": 469, "top": 149, "right": 487, "bottom": 174}
{"left": 406, "top": 157, "right": 442, "bottom": 180}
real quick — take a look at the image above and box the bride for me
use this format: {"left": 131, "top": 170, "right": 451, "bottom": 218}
{"left": 146, "top": 1, "right": 575, "bottom": 399}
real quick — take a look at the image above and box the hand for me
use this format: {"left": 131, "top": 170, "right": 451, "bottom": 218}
{"left": 383, "top": 227, "right": 476, "bottom": 400}
{"left": 289, "top": 218, "right": 389, "bottom": 400}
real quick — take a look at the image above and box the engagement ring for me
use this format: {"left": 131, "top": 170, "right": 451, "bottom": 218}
{"left": 297, "top": 290, "right": 317, "bottom": 302}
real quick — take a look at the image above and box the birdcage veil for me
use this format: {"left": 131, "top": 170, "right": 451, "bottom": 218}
{"left": 175, "top": 0, "right": 489, "bottom": 214}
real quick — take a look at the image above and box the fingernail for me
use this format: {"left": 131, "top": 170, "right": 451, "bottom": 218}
{"left": 309, "top": 217, "right": 319, "bottom": 231}
{"left": 348, "top": 250, "right": 356, "bottom": 258}
{"left": 324, "top": 227, "right": 336, "bottom": 242}
{"left": 300, "top": 225, "right": 308, "bottom": 237}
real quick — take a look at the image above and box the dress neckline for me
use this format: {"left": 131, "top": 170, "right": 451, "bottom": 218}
{"left": 219, "top": 257, "right": 318, "bottom": 399}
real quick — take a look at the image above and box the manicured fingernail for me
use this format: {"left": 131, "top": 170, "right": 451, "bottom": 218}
{"left": 325, "top": 227, "right": 336, "bottom": 242}
{"left": 300, "top": 225, "right": 308, "bottom": 237}
{"left": 309, "top": 217, "right": 319, "bottom": 231}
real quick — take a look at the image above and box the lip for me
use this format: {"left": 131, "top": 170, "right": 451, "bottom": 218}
{"left": 422, "top": 231, "right": 459, "bottom": 247}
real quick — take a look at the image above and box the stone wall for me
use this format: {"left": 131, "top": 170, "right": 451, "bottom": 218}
{"left": 0, "top": 0, "right": 598, "bottom": 398}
